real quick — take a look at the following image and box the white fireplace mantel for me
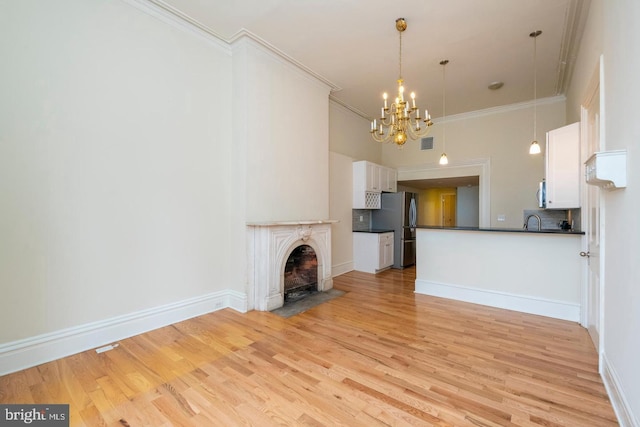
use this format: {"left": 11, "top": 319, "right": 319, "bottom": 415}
{"left": 246, "top": 220, "right": 337, "bottom": 311}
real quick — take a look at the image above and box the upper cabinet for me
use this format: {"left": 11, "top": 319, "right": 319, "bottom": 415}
{"left": 545, "top": 122, "right": 580, "bottom": 209}
{"left": 353, "top": 160, "right": 377, "bottom": 194}
{"left": 379, "top": 166, "right": 398, "bottom": 193}
{"left": 353, "top": 161, "right": 397, "bottom": 209}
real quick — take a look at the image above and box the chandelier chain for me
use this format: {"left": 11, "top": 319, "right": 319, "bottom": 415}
{"left": 398, "top": 30, "right": 403, "bottom": 80}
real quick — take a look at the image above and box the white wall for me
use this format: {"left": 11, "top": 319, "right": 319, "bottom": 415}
{"left": 457, "top": 186, "right": 480, "bottom": 227}
{"left": 382, "top": 99, "right": 567, "bottom": 228}
{"left": 0, "top": 0, "right": 237, "bottom": 347}
{"left": 329, "top": 101, "right": 381, "bottom": 164}
{"left": 329, "top": 152, "right": 354, "bottom": 276}
{"left": 328, "top": 100, "right": 384, "bottom": 276}
{"left": 565, "top": 0, "right": 640, "bottom": 423}
{"left": 565, "top": 0, "right": 603, "bottom": 124}
{"left": 235, "top": 39, "right": 331, "bottom": 223}
{"left": 601, "top": 0, "right": 640, "bottom": 423}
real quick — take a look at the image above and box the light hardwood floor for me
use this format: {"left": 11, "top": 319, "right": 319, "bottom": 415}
{"left": 0, "top": 267, "right": 618, "bottom": 426}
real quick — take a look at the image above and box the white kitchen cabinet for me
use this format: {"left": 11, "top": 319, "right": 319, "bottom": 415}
{"left": 353, "top": 161, "right": 397, "bottom": 209}
{"left": 379, "top": 166, "right": 398, "bottom": 192}
{"left": 353, "top": 232, "right": 394, "bottom": 274}
{"left": 353, "top": 160, "right": 380, "bottom": 192}
{"left": 353, "top": 191, "right": 381, "bottom": 209}
{"left": 545, "top": 122, "right": 580, "bottom": 209}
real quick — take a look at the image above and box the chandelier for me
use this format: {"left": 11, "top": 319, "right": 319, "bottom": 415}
{"left": 370, "top": 18, "right": 433, "bottom": 146}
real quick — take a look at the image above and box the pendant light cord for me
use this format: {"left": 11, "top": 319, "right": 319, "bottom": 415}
{"left": 533, "top": 32, "right": 538, "bottom": 142}
{"left": 441, "top": 60, "right": 448, "bottom": 150}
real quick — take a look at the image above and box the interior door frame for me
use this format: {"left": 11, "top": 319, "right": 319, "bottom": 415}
{"left": 580, "top": 56, "right": 605, "bottom": 364}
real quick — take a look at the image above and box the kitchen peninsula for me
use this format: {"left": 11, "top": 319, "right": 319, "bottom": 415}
{"left": 415, "top": 226, "right": 584, "bottom": 321}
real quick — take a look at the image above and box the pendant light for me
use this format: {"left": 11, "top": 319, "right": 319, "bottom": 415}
{"left": 439, "top": 60, "right": 449, "bottom": 165}
{"left": 529, "top": 30, "right": 542, "bottom": 155}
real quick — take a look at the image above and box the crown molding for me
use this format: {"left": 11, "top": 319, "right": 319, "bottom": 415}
{"left": 333, "top": 93, "right": 566, "bottom": 127}
{"left": 433, "top": 95, "right": 566, "bottom": 124}
{"left": 229, "top": 30, "right": 341, "bottom": 93}
{"left": 122, "top": 0, "right": 231, "bottom": 53}
{"left": 329, "top": 97, "right": 370, "bottom": 120}
{"left": 555, "top": 0, "right": 592, "bottom": 95}
{"left": 123, "top": 0, "right": 341, "bottom": 92}
{"left": 123, "top": 0, "right": 566, "bottom": 125}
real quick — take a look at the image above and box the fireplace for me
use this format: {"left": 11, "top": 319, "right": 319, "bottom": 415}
{"left": 246, "top": 220, "right": 336, "bottom": 311}
{"left": 284, "top": 245, "right": 318, "bottom": 302}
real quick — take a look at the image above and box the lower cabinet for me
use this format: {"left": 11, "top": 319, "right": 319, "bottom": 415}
{"left": 353, "top": 232, "right": 394, "bottom": 274}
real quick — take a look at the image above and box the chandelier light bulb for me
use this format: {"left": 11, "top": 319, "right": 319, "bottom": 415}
{"left": 439, "top": 153, "right": 449, "bottom": 165}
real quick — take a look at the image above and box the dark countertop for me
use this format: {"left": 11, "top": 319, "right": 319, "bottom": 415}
{"left": 414, "top": 225, "right": 585, "bottom": 235}
{"left": 353, "top": 228, "right": 394, "bottom": 234}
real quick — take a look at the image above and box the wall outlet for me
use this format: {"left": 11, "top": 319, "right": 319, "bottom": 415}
{"left": 497, "top": 214, "right": 506, "bottom": 222}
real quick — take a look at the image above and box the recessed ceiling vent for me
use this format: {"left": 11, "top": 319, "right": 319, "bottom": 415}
{"left": 420, "top": 137, "right": 434, "bottom": 150}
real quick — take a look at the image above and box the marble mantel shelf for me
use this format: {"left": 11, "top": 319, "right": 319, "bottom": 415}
{"left": 246, "top": 220, "right": 339, "bottom": 226}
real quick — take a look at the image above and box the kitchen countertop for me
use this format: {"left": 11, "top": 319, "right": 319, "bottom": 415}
{"left": 415, "top": 225, "right": 585, "bottom": 235}
{"left": 353, "top": 228, "right": 394, "bottom": 234}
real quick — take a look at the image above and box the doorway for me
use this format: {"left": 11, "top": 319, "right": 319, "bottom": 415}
{"left": 441, "top": 193, "right": 456, "bottom": 226}
{"left": 397, "top": 159, "right": 490, "bottom": 227}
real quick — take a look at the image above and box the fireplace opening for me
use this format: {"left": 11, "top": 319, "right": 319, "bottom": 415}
{"left": 283, "top": 245, "right": 318, "bottom": 303}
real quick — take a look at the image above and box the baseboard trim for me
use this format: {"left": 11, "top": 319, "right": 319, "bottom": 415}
{"left": 332, "top": 261, "right": 353, "bottom": 277}
{"left": 0, "top": 290, "right": 246, "bottom": 376}
{"left": 602, "top": 352, "right": 639, "bottom": 426}
{"left": 415, "top": 279, "right": 580, "bottom": 322}
{"left": 227, "top": 290, "right": 248, "bottom": 313}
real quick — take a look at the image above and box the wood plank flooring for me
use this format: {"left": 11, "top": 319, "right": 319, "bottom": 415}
{"left": 0, "top": 267, "right": 618, "bottom": 426}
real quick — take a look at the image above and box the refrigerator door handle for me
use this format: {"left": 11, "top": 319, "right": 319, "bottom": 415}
{"left": 409, "top": 197, "right": 417, "bottom": 229}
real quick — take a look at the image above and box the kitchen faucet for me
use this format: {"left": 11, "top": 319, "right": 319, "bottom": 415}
{"left": 524, "top": 214, "right": 542, "bottom": 231}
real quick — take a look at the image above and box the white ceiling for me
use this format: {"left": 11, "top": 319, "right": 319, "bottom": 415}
{"left": 156, "top": 0, "right": 590, "bottom": 120}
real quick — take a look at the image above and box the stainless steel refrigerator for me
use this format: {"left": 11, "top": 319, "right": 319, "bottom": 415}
{"left": 371, "top": 192, "right": 417, "bottom": 269}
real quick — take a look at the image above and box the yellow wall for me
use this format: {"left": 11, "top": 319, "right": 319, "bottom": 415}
{"left": 419, "top": 188, "right": 457, "bottom": 226}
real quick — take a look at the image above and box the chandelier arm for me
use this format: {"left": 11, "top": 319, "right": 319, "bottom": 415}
{"left": 371, "top": 131, "right": 392, "bottom": 143}
{"left": 406, "top": 125, "right": 416, "bottom": 140}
